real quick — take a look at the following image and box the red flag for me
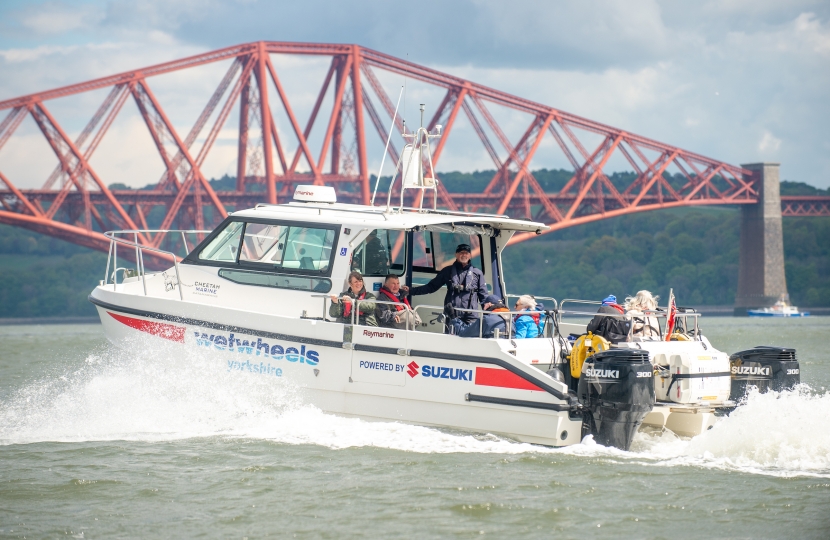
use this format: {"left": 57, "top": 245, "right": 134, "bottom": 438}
{"left": 665, "top": 289, "right": 677, "bottom": 341}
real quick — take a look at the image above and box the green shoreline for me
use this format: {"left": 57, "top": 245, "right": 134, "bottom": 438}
{"left": 1, "top": 174, "right": 827, "bottom": 318}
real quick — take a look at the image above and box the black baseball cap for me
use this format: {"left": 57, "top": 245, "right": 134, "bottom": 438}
{"left": 455, "top": 243, "right": 471, "bottom": 253}
{"left": 484, "top": 294, "right": 503, "bottom": 305}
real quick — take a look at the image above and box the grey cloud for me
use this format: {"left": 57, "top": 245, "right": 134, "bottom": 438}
{"left": 0, "top": 0, "right": 828, "bottom": 187}
{"left": 91, "top": 0, "right": 675, "bottom": 71}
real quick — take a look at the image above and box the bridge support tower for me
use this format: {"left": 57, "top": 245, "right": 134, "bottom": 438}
{"left": 734, "top": 162, "right": 787, "bottom": 315}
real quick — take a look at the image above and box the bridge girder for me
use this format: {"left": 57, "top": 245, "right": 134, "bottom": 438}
{"left": 0, "top": 41, "right": 826, "bottom": 254}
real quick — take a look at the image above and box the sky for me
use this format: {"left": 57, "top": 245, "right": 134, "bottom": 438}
{"left": 0, "top": 0, "right": 828, "bottom": 189}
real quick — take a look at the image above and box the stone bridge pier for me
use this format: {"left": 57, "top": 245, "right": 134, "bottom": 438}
{"left": 734, "top": 162, "right": 788, "bottom": 315}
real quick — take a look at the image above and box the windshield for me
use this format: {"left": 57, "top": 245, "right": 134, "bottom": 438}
{"left": 198, "top": 221, "right": 243, "bottom": 262}
{"left": 196, "top": 219, "right": 336, "bottom": 274}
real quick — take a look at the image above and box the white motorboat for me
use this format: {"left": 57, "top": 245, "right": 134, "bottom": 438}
{"left": 748, "top": 297, "right": 810, "bottom": 317}
{"left": 90, "top": 110, "right": 800, "bottom": 449}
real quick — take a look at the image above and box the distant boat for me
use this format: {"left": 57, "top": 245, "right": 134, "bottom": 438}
{"left": 748, "top": 299, "right": 810, "bottom": 317}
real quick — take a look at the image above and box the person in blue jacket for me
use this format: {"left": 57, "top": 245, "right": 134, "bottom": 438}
{"left": 513, "top": 295, "right": 542, "bottom": 338}
{"left": 403, "top": 243, "right": 487, "bottom": 332}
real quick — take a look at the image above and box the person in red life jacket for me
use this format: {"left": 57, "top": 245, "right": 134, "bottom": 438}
{"left": 513, "top": 295, "right": 542, "bottom": 338}
{"left": 586, "top": 294, "right": 630, "bottom": 343}
{"left": 376, "top": 274, "right": 415, "bottom": 329}
{"left": 329, "top": 271, "right": 378, "bottom": 326}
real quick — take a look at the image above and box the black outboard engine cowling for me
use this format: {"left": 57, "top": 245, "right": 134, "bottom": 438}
{"left": 729, "top": 346, "right": 799, "bottom": 402}
{"left": 577, "top": 349, "right": 654, "bottom": 451}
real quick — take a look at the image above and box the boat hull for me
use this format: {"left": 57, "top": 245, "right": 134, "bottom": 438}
{"left": 747, "top": 311, "right": 809, "bottom": 317}
{"left": 90, "top": 280, "right": 738, "bottom": 445}
{"left": 641, "top": 403, "right": 717, "bottom": 436}
{"left": 90, "top": 286, "right": 583, "bottom": 447}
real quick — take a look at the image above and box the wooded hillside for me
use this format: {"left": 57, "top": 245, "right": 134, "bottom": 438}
{"left": 0, "top": 172, "right": 827, "bottom": 318}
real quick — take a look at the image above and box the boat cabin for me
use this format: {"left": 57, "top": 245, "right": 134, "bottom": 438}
{"left": 179, "top": 184, "right": 547, "bottom": 334}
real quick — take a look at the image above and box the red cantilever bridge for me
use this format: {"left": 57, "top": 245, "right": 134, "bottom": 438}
{"left": 0, "top": 41, "right": 827, "bottom": 254}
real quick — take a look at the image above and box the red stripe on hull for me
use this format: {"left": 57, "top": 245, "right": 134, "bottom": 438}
{"left": 474, "top": 367, "right": 542, "bottom": 391}
{"left": 107, "top": 311, "right": 185, "bottom": 343}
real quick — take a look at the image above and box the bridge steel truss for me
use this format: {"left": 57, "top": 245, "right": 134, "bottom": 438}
{"left": 0, "top": 41, "right": 827, "bottom": 256}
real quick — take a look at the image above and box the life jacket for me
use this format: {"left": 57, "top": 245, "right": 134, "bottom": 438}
{"left": 487, "top": 305, "right": 510, "bottom": 322}
{"left": 449, "top": 262, "right": 478, "bottom": 309}
{"left": 342, "top": 290, "right": 368, "bottom": 318}
{"left": 514, "top": 309, "right": 542, "bottom": 328}
{"left": 378, "top": 287, "right": 411, "bottom": 311}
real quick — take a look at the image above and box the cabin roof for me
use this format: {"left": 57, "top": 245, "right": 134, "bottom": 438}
{"left": 230, "top": 202, "right": 549, "bottom": 233}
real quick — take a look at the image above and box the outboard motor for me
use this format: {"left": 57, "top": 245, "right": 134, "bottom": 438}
{"left": 577, "top": 349, "right": 654, "bottom": 451}
{"left": 729, "top": 346, "right": 799, "bottom": 401}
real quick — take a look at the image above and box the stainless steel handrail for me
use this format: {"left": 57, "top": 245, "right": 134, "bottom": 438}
{"left": 412, "top": 304, "right": 551, "bottom": 339}
{"left": 319, "top": 295, "right": 420, "bottom": 331}
{"left": 103, "top": 229, "right": 210, "bottom": 301}
{"left": 505, "top": 294, "right": 558, "bottom": 311}
{"left": 313, "top": 294, "right": 552, "bottom": 338}
{"left": 559, "top": 298, "right": 701, "bottom": 318}
{"left": 558, "top": 298, "right": 701, "bottom": 341}
{"left": 254, "top": 202, "right": 512, "bottom": 220}
{"left": 363, "top": 298, "right": 419, "bottom": 330}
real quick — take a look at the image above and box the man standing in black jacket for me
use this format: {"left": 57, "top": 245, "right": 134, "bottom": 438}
{"left": 402, "top": 243, "right": 487, "bottom": 332}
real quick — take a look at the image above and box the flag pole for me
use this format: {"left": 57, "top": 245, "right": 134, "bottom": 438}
{"left": 665, "top": 288, "right": 676, "bottom": 341}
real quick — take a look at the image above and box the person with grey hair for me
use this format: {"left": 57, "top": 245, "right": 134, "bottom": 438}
{"left": 512, "top": 295, "right": 541, "bottom": 339}
{"left": 625, "top": 290, "right": 660, "bottom": 338}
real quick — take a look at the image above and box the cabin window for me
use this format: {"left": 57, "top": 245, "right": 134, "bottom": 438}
{"left": 239, "top": 223, "right": 287, "bottom": 263}
{"left": 194, "top": 219, "right": 337, "bottom": 276}
{"left": 281, "top": 226, "right": 336, "bottom": 272}
{"left": 240, "top": 223, "right": 335, "bottom": 272}
{"left": 198, "top": 221, "right": 243, "bottom": 262}
{"left": 218, "top": 268, "right": 332, "bottom": 293}
{"left": 351, "top": 229, "right": 405, "bottom": 276}
{"left": 413, "top": 232, "right": 484, "bottom": 273}
{"left": 412, "top": 230, "right": 433, "bottom": 270}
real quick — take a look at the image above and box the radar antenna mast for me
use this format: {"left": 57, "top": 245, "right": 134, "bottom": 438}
{"left": 385, "top": 103, "right": 442, "bottom": 213}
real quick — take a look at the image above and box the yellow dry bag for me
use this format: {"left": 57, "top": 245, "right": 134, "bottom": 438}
{"left": 669, "top": 330, "right": 690, "bottom": 341}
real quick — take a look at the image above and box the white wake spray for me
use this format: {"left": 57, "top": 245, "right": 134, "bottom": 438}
{"left": 2, "top": 336, "right": 828, "bottom": 478}
{"left": 628, "top": 386, "right": 830, "bottom": 477}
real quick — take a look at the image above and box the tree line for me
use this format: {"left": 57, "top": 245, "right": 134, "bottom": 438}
{"left": 0, "top": 172, "right": 826, "bottom": 318}
{"left": 501, "top": 207, "right": 829, "bottom": 308}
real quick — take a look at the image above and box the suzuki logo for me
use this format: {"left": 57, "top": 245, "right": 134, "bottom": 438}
{"left": 584, "top": 368, "right": 620, "bottom": 379}
{"left": 731, "top": 366, "right": 771, "bottom": 376}
{"left": 407, "top": 361, "right": 420, "bottom": 378}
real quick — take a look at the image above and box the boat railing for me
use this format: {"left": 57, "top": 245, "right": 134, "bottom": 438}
{"left": 316, "top": 295, "right": 555, "bottom": 338}
{"left": 558, "top": 298, "right": 701, "bottom": 341}
{"left": 103, "top": 229, "right": 210, "bottom": 301}
{"left": 324, "top": 294, "right": 701, "bottom": 341}
{"left": 504, "top": 294, "right": 559, "bottom": 311}
{"left": 412, "top": 304, "right": 557, "bottom": 339}
{"left": 559, "top": 299, "right": 622, "bottom": 317}
{"left": 313, "top": 295, "right": 422, "bottom": 331}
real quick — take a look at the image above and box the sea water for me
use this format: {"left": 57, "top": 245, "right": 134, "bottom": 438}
{"left": 1, "top": 318, "right": 828, "bottom": 538}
